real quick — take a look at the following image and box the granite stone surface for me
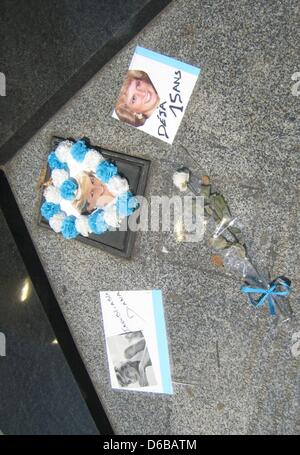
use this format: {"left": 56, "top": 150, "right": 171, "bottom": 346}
{"left": 4, "top": 0, "right": 300, "bottom": 434}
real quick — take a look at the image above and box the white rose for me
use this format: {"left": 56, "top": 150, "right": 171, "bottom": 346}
{"left": 60, "top": 199, "right": 80, "bottom": 217}
{"left": 43, "top": 185, "right": 61, "bottom": 204}
{"left": 67, "top": 156, "right": 85, "bottom": 179}
{"left": 173, "top": 170, "right": 190, "bottom": 192}
{"left": 103, "top": 205, "right": 120, "bottom": 228}
{"left": 75, "top": 215, "right": 90, "bottom": 237}
{"left": 82, "top": 149, "right": 103, "bottom": 173}
{"left": 55, "top": 140, "right": 73, "bottom": 163}
{"left": 51, "top": 169, "right": 69, "bottom": 188}
{"left": 49, "top": 212, "right": 66, "bottom": 233}
{"left": 106, "top": 175, "right": 129, "bottom": 196}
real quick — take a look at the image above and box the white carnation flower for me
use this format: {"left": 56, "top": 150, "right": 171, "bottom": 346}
{"left": 67, "top": 157, "right": 85, "bottom": 179}
{"left": 43, "top": 185, "right": 61, "bottom": 204}
{"left": 49, "top": 212, "right": 66, "bottom": 233}
{"left": 173, "top": 170, "right": 190, "bottom": 192}
{"left": 54, "top": 140, "right": 86, "bottom": 177}
{"left": 83, "top": 149, "right": 103, "bottom": 173}
{"left": 103, "top": 205, "right": 121, "bottom": 228}
{"left": 106, "top": 175, "right": 129, "bottom": 196}
{"left": 51, "top": 169, "right": 69, "bottom": 188}
{"left": 60, "top": 199, "right": 80, "bottom": 217}
{"left": 55, "top": 140, "right": 73, "bottom": 163}
{"left": 75, "top": 215, "right": 90, "bottom": 237}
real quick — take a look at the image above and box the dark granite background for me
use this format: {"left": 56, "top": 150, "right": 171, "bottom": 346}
{"left": 0, "top": 208, "right": 99, "bottom": 435}
{"left": 0, "top": 0, "right": 169, "bottom": 158}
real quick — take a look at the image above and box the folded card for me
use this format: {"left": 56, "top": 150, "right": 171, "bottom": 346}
{"left": 100, "top": 289, "right": 173, "bottom": 394}
{"left": 113, "top": 46, "right": 201, "bottom": 144}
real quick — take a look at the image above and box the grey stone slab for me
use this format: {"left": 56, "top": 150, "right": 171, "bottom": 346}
{"left": 4, "top": 0, "right": 300, "bottom": 435}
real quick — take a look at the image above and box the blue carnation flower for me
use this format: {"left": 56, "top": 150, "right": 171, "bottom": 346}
{"left": 88, "top": 209, "right": 108, "bottom": 235}
{"left": 60, "top": 178, "right": 78, "bottom": 201}
{"left": 70, "top": 139, "right": 88, "bottom": 162}
{"left": 41, "top": 202, "right": 61, "bottom": 221}
{"left": 96, "top": 160, "right": 118, "bottom": 183}
{"left": 48, "top": 151, "right": 68, "bottom": 171}
{"left": 116, "top": 191, "right": 139, "bottom": 217}
{"left": 61, "top": 216, "right": 78, "bottom": 239}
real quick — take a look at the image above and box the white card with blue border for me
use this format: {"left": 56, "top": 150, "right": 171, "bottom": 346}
{"left": 112, "top": 46, "right": 201, "bottom": 144}
{"left": 100, "top": 289, "right": 173, "bottom": 394}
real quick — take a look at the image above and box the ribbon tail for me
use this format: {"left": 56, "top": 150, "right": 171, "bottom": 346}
{"left": 268, "top": 296, "right": 276, "bottom": 316}
{"left": 256, "top": 292, "right": 269, "bottom": 308}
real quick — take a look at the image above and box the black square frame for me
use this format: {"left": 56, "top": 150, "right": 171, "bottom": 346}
{"left": 38, "top": 137, "right": 151, "bottom": 258}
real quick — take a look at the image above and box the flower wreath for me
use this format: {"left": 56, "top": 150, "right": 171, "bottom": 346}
{"left": 40, "top": 139, "right": 138, "bottom": 239}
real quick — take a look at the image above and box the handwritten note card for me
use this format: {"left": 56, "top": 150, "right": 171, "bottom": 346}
{"left": 112, "top": 46, "right": 201, "bottom": 144}
{"left": 100, "top": 290, "right": 173, "bottom": 394}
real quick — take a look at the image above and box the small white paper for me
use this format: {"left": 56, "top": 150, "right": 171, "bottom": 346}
{"left": 100, "top": 289, "right": 173, "bottom": 394}
{"left": 113, "top": 46, "right": 201, "bottom": 144}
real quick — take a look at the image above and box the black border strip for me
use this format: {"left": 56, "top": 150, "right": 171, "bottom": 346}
{"left": 0, "top": 0, "right": 172, "bottom": 165}
{"left": 0, "top": 170, "right": 114, "bottom": 435}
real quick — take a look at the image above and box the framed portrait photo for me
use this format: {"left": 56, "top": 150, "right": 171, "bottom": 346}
{"left": 38, "top": 137, "right": 150, "bottom": 258}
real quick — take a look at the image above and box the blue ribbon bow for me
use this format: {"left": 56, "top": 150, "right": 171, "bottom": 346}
{"left": 241, "top": 278, "right": 291, "bottom": 315}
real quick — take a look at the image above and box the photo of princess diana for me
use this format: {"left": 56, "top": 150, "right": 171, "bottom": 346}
{"left": 107, "top": 330, "right": 156, "bottom": 389}
{"left": 115, "top": 70, "right": 160, "bottom": 127}
{"left": 73, "top": 171, "right": 115, "bottom": 214}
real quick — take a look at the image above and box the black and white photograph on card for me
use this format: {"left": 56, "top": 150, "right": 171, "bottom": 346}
{"left": 107, "top": 330, "right": 157, "bottom": 389}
